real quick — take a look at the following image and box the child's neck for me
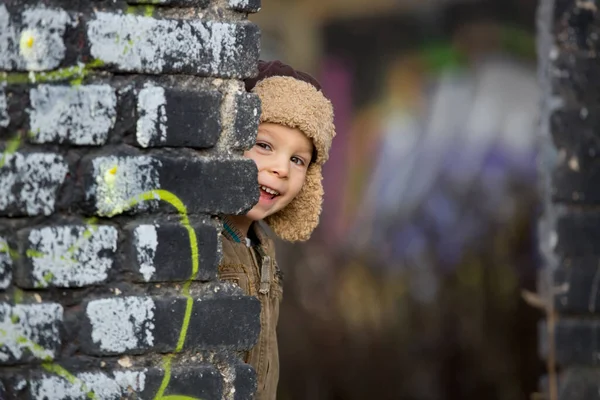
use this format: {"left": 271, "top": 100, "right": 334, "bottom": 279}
{"left": 224, "top": 215, "right": 253, "bottom": 239}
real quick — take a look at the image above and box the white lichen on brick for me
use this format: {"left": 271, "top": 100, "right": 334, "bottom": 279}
{"left": 229, "top": 0, "right": 250, "bottom": 6}
{"left": 133, "top": 224, "right": 158, "bottom": 281}
{"left": 29, "top": 85, "right": 117, "bottom": 145}
{"left": 20, "top": 7, "right": 72, "bottom": 70}
{"left": 0, "top": 237, "right": 12, "bottom": 290}
{"left": 0, "top": 5, "right": 18, "bottom": 70}
{"left": 87, "top": 12, "right": 242, "bottom": 75}
{"left": 89, "top": 156, "right": 161, "bottom": 217}
{"left": 137, "top": 84, "right": 167, "bottom": 148}
{"left": 86, "top": 297, "right": 155, "bottom": 353}
{"left": 0, "top": 303, "right": 63, "bottom": 362}
{"left": 0, "top": 89, "right": 9, "bottom": 128}
{"left": 0, "top": 5, "right": 72, "bottom": 71}
{"left": 31, "top": 370, "right": 147, "bottom": 400}
{"left": 26, "top": 225, "right": 118, "bottom": 288}
{"left": 0, "top": 152, "right": 68, "bottom": 216}
{"left": 15, "top": 379, "right": 26, "bottom": 391}
{"left": 198, "top": 22, "right": 236, "bottom": 74}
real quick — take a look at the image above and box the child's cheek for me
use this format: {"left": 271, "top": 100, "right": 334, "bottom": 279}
{"left": 242, "top": 149, "right": 260, "bottom": 169}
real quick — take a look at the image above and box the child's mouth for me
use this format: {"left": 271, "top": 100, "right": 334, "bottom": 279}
{"left": 260, "top": 185, "right": 280, "bottom": 200}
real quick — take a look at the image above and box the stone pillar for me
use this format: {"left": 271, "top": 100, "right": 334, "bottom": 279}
{"left": 0, "top": 0, "right": 263, "bottom": 398}
{"left": 538, "top": 0, "right": 600, "bottom": 398}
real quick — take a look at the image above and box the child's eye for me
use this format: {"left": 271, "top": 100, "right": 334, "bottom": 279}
{"left": 256, "top": 142, "right": 272, "bottom": 151}
{"left": 291, "top": 156, "right": 305, "bottom": 166}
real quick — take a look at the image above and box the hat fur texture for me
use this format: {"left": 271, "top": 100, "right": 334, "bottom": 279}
{"left": 251, "top": 75, "right": 335, "bottom": 242}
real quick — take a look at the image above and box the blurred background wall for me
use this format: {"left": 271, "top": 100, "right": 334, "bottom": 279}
{"left": 250, "top": 1, "right": 543, "bottom": 399}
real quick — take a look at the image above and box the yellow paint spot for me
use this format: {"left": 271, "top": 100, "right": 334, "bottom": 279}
{"left": 19, "top": 30, "right": 35, "bottom": 53}
{"left": 104, "top": 166, "right": 118, "bottom": 186}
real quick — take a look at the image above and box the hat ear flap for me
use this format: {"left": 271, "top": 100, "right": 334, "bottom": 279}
{"left": 265, "top": 165, "right": 323, "bottom": 242}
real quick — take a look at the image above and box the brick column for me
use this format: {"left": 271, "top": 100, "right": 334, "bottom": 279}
{"left": 0, "top": 0, "right": 262, "bottom": 398}
{"left": 538, "top": 0, "right": 600, "bottom": 398}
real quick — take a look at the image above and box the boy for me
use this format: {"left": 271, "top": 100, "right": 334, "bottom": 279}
{"left": 219, "top": 60, "right": 336, "bottom": 399}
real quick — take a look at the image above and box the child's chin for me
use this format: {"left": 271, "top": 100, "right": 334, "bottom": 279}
{"left": 246, "top": 207, "right": 270, "bottom": 222}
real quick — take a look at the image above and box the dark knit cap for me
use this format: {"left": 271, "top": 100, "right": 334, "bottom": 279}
{"left": 245, "top": 60, "right": 322, "bottom": 92}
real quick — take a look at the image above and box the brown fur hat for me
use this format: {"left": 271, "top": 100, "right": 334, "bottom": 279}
{"left": 246, "top": 60, "right": 336, "bottom": 242}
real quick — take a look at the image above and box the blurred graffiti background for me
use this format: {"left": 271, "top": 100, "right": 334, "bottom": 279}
{"left": 251, "top": 0, "right": 543, "bottom": 399}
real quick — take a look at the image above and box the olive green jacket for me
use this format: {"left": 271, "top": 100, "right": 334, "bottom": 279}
{"left": 219, "top": 222, "right": 282, "bottom": 400}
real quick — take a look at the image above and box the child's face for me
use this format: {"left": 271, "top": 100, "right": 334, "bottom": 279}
{"left": 244, "top": 122, "right": 314, "bottom": 222}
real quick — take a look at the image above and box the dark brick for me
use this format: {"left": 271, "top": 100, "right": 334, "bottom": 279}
{"left": 86, "top": 14, "right": 261, "bottom": 79}
{"left": 555, "top": 210, "right": 600, "bottom": 256}
{"left": 551, "top": 52, "right": 600, "bottom": 107}
{"left": 228, "top": 0, "right": 261, "bottom": 13}
{"left": 234, "top": 361, "right": 257, "bottom": 400}
{"left": 551, "top": 107, "right": 600, "bottom": 160}
{"left": 128, "top": 0, "right": 210, "bottom": 6}
{"left": 0, "top": 151, "right": 68, "bottom": 217}
{"left": 161, "top": 364, "right": 223, "bottom": 400}
{"left": 554, "top": 258, "right": 600, "bottom": 313}
{"left": 79, "top": 295, "right": 260, "bottom": 356}
{"left": 543, "top": 319, "right": 600, "bottom": 366}
{"left": 186, "top": 295, "right": 261, "bottom": 350}
{"left": 0, "top": 302, "right": 63, "bottom": 365}
{"left": 0, "top": 364, "right": 222, "bottom": 399}
{"left": 552, "top": 159, "right": 600, "bottom": 204}
{"left": 83, "top": 151, "right": 258, "bottom": 217}
{"left": 125, "top": 220, "right": 219, "bottom": 282}
{"left": 136, "top": 87, "right": 222, "bottom": 149}
{"left": 556, "top": 368, "right": 600, "bottom": 400}
{"left": 232, "top": 92, "right": 260, "bottom": 151}
{"left": 15, "top": 224, "right": 118, "bottom": 289}
{"left": 158, "top": 155, "right": 258, "bottom": 215}
{"left": 553, "top": 0, "right": 600, "bottom": 53}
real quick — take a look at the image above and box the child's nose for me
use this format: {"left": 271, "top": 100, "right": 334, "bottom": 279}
{"left": 270, "top": 156, "right": 289, "bottom": 178}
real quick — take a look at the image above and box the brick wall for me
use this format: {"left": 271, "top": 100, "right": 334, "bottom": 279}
{"left": 0, "top": 0, "right": 262, "bottom": 398}
{"left": 538, "top": 0, "right": 600, "bottom": 398}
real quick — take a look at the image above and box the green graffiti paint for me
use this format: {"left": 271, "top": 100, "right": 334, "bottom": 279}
{"left": 0, "top": 242, "right": 19, "bottom": 260}
{"left": 0, "top": 134, "right": 21, "bottom": 169}
{"left": 125, "top": 190, "right": 198, "bottom": 350}
{"left": 117, "top": 190, "right": 200, "bottom": 400}
{"left": 15, "top": 188, "right": 202, "bottom": 399}
{"left": 23, "top": 219, "right": 99, "bottom": 286}
{"left": 25, "top": 249, "right": 44, "bottom": 258}
{"left": 125, "top": 5, "right": 155, "bottom": 17}
{"left": 43, "top": 363, "right": 96, "bottom": 399}
{"left": 0, "top": 60, "right": 104, "bottom": 86}
{"left": 65, "top": 223, "right": 98, "bottom": 255}
{"left": 15, "top": 335, "right": 54, "bottom": 361}
{"left": 154, "top": 356, "right": 202, "bottom": 400}
{"left": 154, "top": 355, "right": 173, "bottom": 399}
{"left": 12, "top": 288, "right": 24, "bottom": 304}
